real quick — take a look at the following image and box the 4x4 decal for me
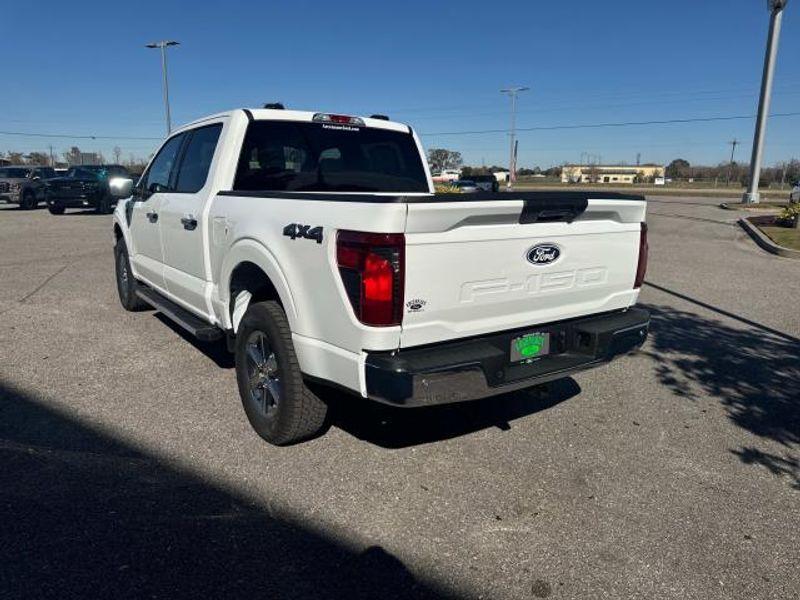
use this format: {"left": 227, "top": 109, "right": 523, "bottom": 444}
{"left": 283, "top": 223, "right": 323, "bottom": 244}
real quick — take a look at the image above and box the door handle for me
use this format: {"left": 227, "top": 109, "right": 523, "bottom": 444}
{"left": 146, "top": 211, "right": 158, "bottom": 223}
{"left": 181, "top": 215, "right": 198, "bottom": 231}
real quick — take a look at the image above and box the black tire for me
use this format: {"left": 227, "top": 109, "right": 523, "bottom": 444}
{"left": 235, "top": 301, "right": 328, "bottom": 445}
{"left": 114, "top": 239, "right": 148, "bottom": 311}
{"left": 96, "top": 193, "right": 113, "bottom": 215}
{"left": 20, "top": 190, "right": 38, "bottom": 210}
{"left": 48, "top": 202, "right": 65, "bottom": 215}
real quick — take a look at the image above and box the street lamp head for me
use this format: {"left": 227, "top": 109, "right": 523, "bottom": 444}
{"left": 768, "top": 0, "right": 788, "bottom": 11}
{"left": 146, "top": 40, "right": 180, "bottom": 49}
{"left": 500, "top": 86, "right": 530, "bottom": 95}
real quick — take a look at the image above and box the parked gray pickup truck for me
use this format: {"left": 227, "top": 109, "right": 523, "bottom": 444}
{"left": 0, "top": 165, "right": 56, "bottom": 209}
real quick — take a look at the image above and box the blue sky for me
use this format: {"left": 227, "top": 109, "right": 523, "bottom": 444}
{"left": 1, "top": 0, "right": 799, "bottom": 169}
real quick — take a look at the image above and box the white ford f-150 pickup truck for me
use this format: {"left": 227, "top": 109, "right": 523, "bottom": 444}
{"left": 112, "top": 106, "right": 650, "bottom": 445}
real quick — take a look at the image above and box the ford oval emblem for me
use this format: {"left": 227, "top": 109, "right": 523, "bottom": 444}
{"left": 527, "top": 244, "right": 561, "bottom": 265}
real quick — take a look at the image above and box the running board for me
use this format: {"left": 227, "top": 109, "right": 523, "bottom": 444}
{"left": 135, "top": 287, "right": 224, "bottom": 342}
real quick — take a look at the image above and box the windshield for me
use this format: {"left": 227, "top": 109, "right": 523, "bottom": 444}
{"left": 66, "top": 167, "right": 103, "bottom": 179}
{"left": 0, "top": 168, "right": 30, "bottom": 178}
{"left": 234, "top": 120, "right": 429, "bottom": 193}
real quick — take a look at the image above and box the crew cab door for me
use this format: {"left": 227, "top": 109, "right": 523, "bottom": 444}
{"left": 129, "top": 132, "right": 186, "bottom": 291}
{"left": 159, "top": 122, "right": 223, "bottom": 317}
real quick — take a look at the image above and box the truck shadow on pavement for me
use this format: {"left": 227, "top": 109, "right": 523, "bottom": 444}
{"left": 640, "top": 302, "right": 800, "bottom": 489}
{"left": 322, "top": 378, "right": 581, "bottom": 449}
{"left": 0, "top": 381, "right": 458, "bottom": 600}
{"left": 156, "top": 314, "right": 580, "bottom": 449}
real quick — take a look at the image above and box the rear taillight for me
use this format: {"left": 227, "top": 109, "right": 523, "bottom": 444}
{"left": 336, "top": 230, "right": 405, "bottom": 326}
{"left": 634, "top": 222, "right": 648, "bottom": 289}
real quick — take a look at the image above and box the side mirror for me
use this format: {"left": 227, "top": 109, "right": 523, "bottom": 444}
{"left": 109, "top": 177, "right": 134, "bottom": 198}
{"left": 148, "top": 182, "right": 167, "bottom": 194}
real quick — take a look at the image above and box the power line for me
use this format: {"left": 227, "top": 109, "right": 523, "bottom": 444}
{"left": 380, "top": 78, "right": 800, "bottom": 116}
{"left": 419, "top": 111, "right": 800, "bottom": 136}
{"left": 0, "top": 130, "right": 161, "bottom": 141}
{"left": 2, "top": 110, "right": 800, "bottom": 145}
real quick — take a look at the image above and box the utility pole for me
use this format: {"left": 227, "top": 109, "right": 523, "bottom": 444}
{"left": 48, "top": 145, "right": 54, "bottom": 167}
{"left": 726, "top": 139, "right": 739, "bottom": 186}
{"left": 146, "top": 40, "right": 180, "bottom": 135}
{"left": 501, "top": 86, "right": 529, "bottom": 190}
{"left": 744, "top": 0, "right": 789, "bottom": 204}
{"left": 636, "top": 152, "right": 641, "bottom": 166}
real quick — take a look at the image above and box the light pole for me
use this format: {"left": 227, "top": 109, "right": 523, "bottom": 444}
{"left": 744, "top": 0, "right": 788, "bottom": 204}
{"left": 726, "top": 138, "right": 739, "bottom": 186}
{"left": 146, "top": 40, "right": 179, "bottom": 135}
{"left": 501, "top": 86, "right": 529, "bottom": 189}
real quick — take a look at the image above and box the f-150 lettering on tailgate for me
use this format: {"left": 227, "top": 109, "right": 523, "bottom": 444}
{"left": 458, "top": 267, "right": 608, "bottom": 303}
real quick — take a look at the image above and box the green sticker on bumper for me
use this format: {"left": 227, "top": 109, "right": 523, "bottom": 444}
{"left": 510, "top": 332, "right": 550, "bottom": 362}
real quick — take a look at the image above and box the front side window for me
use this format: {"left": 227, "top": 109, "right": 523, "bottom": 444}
{"left": 175, "top": 124, "right": 222, "bottom": 193}
{"left": 143, "top": 134, "right": 185, "bottom": 194}
{"left": 0, "top": 168, "right": 30, "bottom": 178}
{"left": 233, "top": 120, "right": 428, "bottom": 193}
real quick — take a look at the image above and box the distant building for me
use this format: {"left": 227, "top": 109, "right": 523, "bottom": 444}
{"left": 561, "top": 164, "right": 665, "bottom": 184}
{"left": 493, "top": 170, "right": 509, "bottom": 183}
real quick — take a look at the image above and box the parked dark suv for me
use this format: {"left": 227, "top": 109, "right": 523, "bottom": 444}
{"left": 0, "top": 165, "right": 57, "bottom": 209}
{"left": 468, "top": 173, "right": 500, "bottom": 192}
{"left": 46, "top": 165, "right": 131, "bottom": 214}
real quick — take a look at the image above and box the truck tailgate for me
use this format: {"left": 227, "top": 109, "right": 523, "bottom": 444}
{"left": 400, "top": 195, "right": 646, "bottom": 348}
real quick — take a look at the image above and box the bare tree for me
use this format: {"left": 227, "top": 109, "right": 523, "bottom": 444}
{"left": 585, "top": 164, "right": 601, "bottom": 184}
{"left": 26, "top": 152, "right": 50, "bottom": 165}
{"left": 63, "top": 147, "right": 81, "bottom": 166}
{"left": 113, "top": 146, "right": 122, "bottom": 164}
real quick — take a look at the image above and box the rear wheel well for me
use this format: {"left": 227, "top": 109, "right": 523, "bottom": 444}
{"left": 229, "top": 262, "right": 282, "bottom": 319}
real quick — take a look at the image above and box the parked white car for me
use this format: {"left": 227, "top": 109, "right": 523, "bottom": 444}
{"left": 790, "top": 182, "right": 799, "bottom": 203}
{"left": 112, "top": 106, "right": 650, "bottom": 445}
{"left": 431, "top": 169, "right": 461, "bottom": 183}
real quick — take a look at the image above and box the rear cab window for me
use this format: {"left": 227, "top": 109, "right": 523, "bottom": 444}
{"left": 233, "top": 120, "right": 429, "bottom": 193}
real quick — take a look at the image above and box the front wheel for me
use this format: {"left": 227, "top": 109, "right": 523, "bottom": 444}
{"left": 114, "top": 239, "right": 148, "bottom": 311}
{"left": 20, "top": 191, "right": 38, "bottom": 210}
{"left": 96, "top": 194, "right": 113, "bottom": 214}
{"left": 47, "top": 202, "right": 65, "bottom": 215}
{"left": 235, "top": 301, "right": 328, "bottom": 445}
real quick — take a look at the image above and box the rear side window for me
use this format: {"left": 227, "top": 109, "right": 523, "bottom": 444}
{"left": 233, "top": 121, "right": 428, "bottom": 193}
{"left": 143, "top": 133, "right": 185, "bottom": 193}
{"left": 175, "top": 124, "right": 222, "bottom": 193}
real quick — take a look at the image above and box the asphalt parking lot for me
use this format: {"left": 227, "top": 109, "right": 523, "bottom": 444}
{"left": 1, "top": 198, "right": 798, "bottom": 599}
